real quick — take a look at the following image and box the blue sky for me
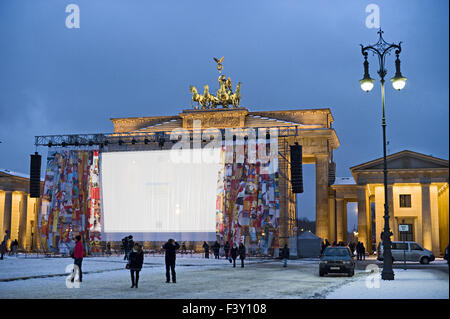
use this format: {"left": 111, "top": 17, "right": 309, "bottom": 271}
{"left": 0, "top": 0, "right": 448, "bottom": 228}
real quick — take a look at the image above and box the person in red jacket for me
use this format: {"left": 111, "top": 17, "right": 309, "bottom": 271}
{"left": 71, "top": 235, "right": 85, "bottom": 282}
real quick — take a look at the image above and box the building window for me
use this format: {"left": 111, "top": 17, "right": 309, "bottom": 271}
{"left": 399, "top": 194, "right": 412, "bottom": 208}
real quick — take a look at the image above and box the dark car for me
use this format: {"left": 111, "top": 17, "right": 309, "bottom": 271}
{"left": 319, "top": 247, "right": 355, "bottom": 277}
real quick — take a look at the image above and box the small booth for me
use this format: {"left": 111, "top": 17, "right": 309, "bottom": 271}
{"left": 297, "top": 231, "right": 322, "bottom": 258}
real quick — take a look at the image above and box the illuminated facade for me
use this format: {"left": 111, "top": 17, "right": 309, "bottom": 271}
{"left": 331, "top": 150, "right": 449, "bottom": 256}
{"left": 0, "top": 169, "right": 42, "bottom": 251}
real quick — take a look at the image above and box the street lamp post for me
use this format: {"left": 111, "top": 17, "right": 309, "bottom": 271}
{"left": 359, "top": 29, "right": 406, "bottom": 280}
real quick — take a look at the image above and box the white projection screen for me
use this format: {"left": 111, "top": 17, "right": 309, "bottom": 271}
{"left": 100, "top": 149, "right": 221, "bottom": 241}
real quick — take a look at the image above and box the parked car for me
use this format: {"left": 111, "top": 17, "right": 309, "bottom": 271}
{"left": 377, "top": 241, "right": 435, "bottom": 264}
{"left": 319, "top": 247, "right": 355, "bottom": 277}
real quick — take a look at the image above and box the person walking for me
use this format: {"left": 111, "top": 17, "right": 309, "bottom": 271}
{"left": 181, "top": 242, "right": 187, "bottom": 254}
{"left": 122, "top": 236, "right": 128, "bottom": 260}
{"left": 11, "top": 239, "right": 18, "bottom": 256}
{"left": 0, "top": 240, "right": 6, "bottom": 260}
{"left": 360, "top": 242, "right": 366, "bottom": 261}
{"left": 212, "top": 240, "right": 220, "bottom": 259}
{"left": 224, "top": 241, "right": 230, "bottom": 260}
{"left": 106, "top": 242, "right": 111, "bottom": 256}
{"left": 238, "top": 243, "right": 246, "bottom": 268}
{"left": 321, "top": 240, "right": 326, "bottom": 255}
{"left": 202, "top": 241, "right": 210, "bottom": 259}
{"left": 230, "top": 242, "right": 238, "bottom": 268}
{"left": 162, "top": 238, "right": 180, "bottom": 283}
{"left": 126, "top": 235, "right": 134, "bottom": 260}
{"left": 71, "top": 235, "right": 85, "bottom": 283}
{"left": 281, "top": 244, "right": 289, "bottom": 267}
{"left": 128, "top": 243, "right": 144, "bottom": 288}
{"left": 356, "top": 242, "right": 362, "bottom": 260}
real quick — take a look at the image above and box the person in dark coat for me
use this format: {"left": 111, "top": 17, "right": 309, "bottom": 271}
{"left": 122, "top": 237, "right": 128, "bottom": 260}
{"left": 181, "top": 242, "right": 187, "bottom": 254}
{"left": 444, "top": 245, "right": 449, "bottom": 266}
{"left": 281, "top": 244, "right": 290, "bottom": 267}
{"left": 356, "top": 242, "right": 362, "bottom": 260}
{"left": 128, "top": 243, "right": 144, "bottom": 288}
{"left": 230, "top": 242, "right": 238, "bottom": 267}
{"left": 162, "top": 238, "right": 180, "bottom": 283}
{"left": 212, "top": 240, "right": 220, "bottom": 259}
{"left": 202, "top": 241, "right": 210, "bottom": 259}
{"left": 10, "top": 239, "right": 18, "bottom": 256}
{"left": 224, "top": 241, "right": 230, "bottom": 259}
{"left": 71, "top": 235, "right": 85, "bottom": 282}
{"left": 126, "top": 235, "right": 134, "bottom": 260}
{"left": 360, "top": 242, "right": 366, "bottom": 260}
{"left": 238, "top": 243, "right": 246, "bottom": 268}
{"left": 0, "top": 240, "right": 6, "bottom": 260}
{"left": 106, "top": 242, "right": 111, "bottom": 256}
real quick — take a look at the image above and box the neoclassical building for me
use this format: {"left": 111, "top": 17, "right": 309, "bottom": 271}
{"left": 330, "top": 150, "right": 449, "bottom": 256}
{"left": 0, "top": 169, "right": 42, "bottom": 251}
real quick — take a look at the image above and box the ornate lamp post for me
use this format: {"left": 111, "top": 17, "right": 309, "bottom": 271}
{"left": 359, "top": 29, "right": 407, "bottom": 280}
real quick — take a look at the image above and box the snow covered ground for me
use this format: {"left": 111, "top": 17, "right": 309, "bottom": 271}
{"left": 0, "top": 254, "right": 447, "bottom": 299}
{"left": 326, "top": 266, "right": 449, "bottom": 299}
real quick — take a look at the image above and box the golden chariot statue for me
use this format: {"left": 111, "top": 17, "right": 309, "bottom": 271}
{"left": 190, "top": 57, "right": 242, "bottom": 109}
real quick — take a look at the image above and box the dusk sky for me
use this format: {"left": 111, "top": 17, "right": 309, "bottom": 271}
{"left": 0, "top": 0, "right": 448, "bottom": 227}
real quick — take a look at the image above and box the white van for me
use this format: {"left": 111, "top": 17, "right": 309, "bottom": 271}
{"left": 377, "top": 241, "right": 435, "bottom": 264}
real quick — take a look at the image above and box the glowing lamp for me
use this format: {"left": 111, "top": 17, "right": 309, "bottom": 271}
{"left": 360, "top": 55, "right": 375, "bottom": 92}
{"left": 391, "top": 56, "right": 407, "bottom": 91}
{"left": 360, "top": 77, "right": 375, "bottom": 92}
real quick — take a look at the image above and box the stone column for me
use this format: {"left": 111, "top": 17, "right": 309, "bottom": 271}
{"left": 336, "top": 198, "right": 345, "bottom": 242}
{"left": 315, "top": 155, "right": 329, "bottom": 241}
{"left": 25, "top": 196, "right": 37, "bottom": 251}
{"left": 10, "top": 192, "right": 23, "bottom": 243}
{"left": 18, "top": 193, "right": 28, "bottom": 249}
{"left": 2, "top": 191, "right": 13, "bottom": 246}
{"left": 357, "top": 187, "right": 368, "bottom": 250}
{"left": 387, "top": 185, "right": 395, "bottom": 240}
{"left": 421, "top": 183, "right": 432, "bottom": 251}
{"left": 328, "top": 190, "right": 336, "bottom": 242}
{"left": 0, "top": 191, "right": 5, "bottom": 237}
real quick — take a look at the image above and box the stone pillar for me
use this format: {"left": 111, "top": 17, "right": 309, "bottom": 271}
{"left": 421, "top": 183, "right": 432, "bottom": 251}
{"left": 0, "top": 191, "right": 5, "bottom": 238}
{"left": 25, "top": 196, "right": 37, "bottom": 251}
{"left": 328, "top": 190, "right": 336, "bottom": 242}
{"left": 315, "top": 155, "right": 329, "bottom": 241}
{"left": 336, "top": 198, "right": 345, "bottom": 242}
{"left": 18, "top": 193, "right": 28, "bottom": 249}
{"left": 343, "top": 200, "right": 349, "bottom": 243}
{"left": 10, "top": 192, "right": 23, "bottom": 243}
{"left": 1, "top": 191, "right": 13, "bottom": 247}
{"left": 387, "top": 185, "right": 395, "bottom": 240}
{"left": 357, "top": 187, "right": 368, "bottom": 250}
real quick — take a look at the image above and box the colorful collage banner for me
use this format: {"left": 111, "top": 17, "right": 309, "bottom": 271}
{"left": 39, "top": 149, "right": 101, "bottom": 254}
{"left": 216, "top": 140, "right": 280, "bottom": 254}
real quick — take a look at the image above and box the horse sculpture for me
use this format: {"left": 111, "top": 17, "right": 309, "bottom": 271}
{"left": 190, "top": 75, "right": 241, "bottom": 109}
{"left": 230, "top": 82, "right": 241, "bottom": 108}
